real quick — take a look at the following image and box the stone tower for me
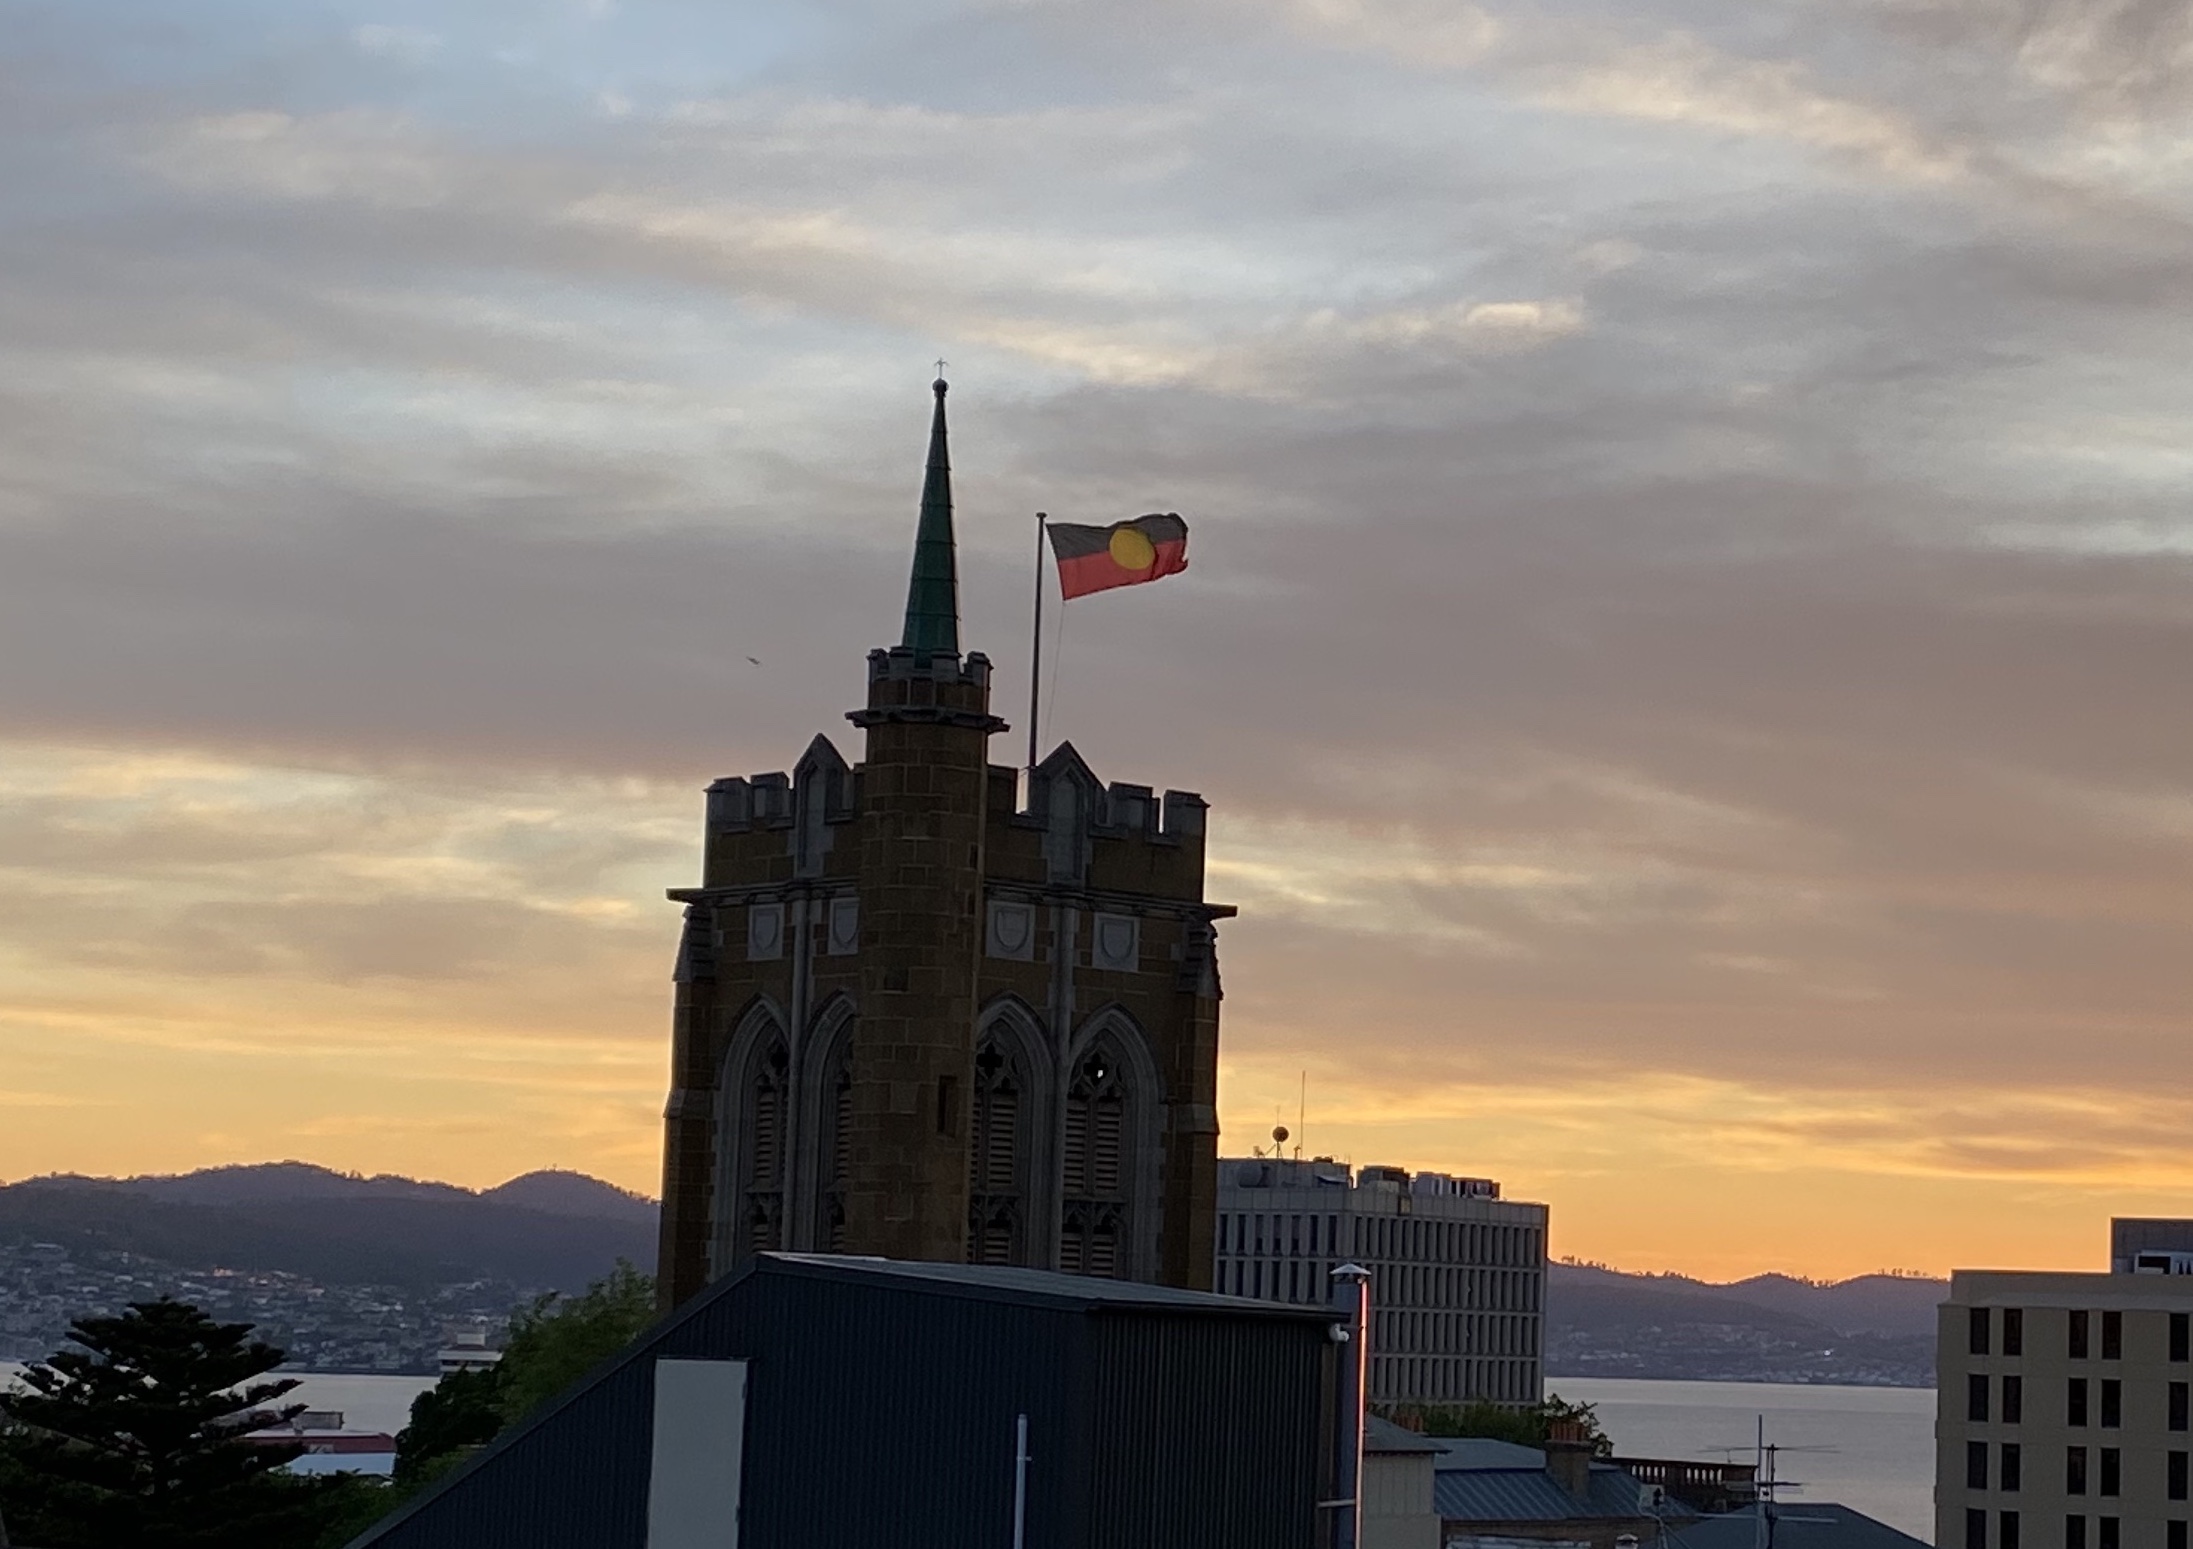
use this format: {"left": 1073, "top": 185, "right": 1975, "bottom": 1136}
{"left": 656, "top": 379, "right": 1229, "bottom": 1311}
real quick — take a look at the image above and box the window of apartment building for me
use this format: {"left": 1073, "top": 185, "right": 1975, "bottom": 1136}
{"left": 2176, "top": 1314, "right": 2191, "bottom": 1365}
{"left": 1971, "top": 1441, "right": 1992, "bottom": 1490}
{"left": 2102, "top": 1380, "right": 2121, "bottom": 1429}
{"left": 2007, "top": 1376, "right": 2025, "bottom": 1425}
{"left": 2066, "top": 1514, "right": 2086, "bottom": 1549}
{"left": 1969, "top": 1509, "right": 1990, "bottom": 1549}
{"left": 2172, "top": 1382, "right": 2189, "bottom": 1433}
{"left": 2002, "top": 1512, "right": 2021, "bottom": 1549}
{"left": 2072, "top": 1311, "right": 2091, "bottom": 1360}
{"left": 2071, "top": 1379, "right": 2090, "bottom": 1428}
{"left": 2068, "top": 1447, "right": 2089, "bottom": 1496}
{"left": 2004, "top": 1444, "right": 2023, "bottom": 1492}
{"left": 1972, "top": 1374, "right": 1993, "bottom": 1423}
{"left": 2170, "top": 1524, "right": 2187, "bottom": 1549}
{"left": 2099, "top": 1449, "right": 2119, "bottom": 1498}
{"left": 2099, "top": 1520, "right": 2118, "bottom": 1549}
{"left": 2006, "top": 1309, "right": 2025, "bottom": 1357}
{"left": 1975, "top": 1308, "right": 1995, "bottom": 1356}
{"left": 2171, "top": 1451, "right": 2188, "bottom": 1504}
{"left": 2102, "top": 1311, "right": 2122, "bottom": 1361}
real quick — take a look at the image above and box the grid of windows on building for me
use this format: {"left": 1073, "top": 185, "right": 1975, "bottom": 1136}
{"left": 1936, "top": 1225, "right": 2193, "bottom": 1549}
{"left": 1212, "top": 1157, "right": 1548, "bottom": 1408}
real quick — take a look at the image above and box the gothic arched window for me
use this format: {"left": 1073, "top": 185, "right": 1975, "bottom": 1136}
{"left": 966, "top": 1037, "right": 1024, "bottom": 1265}
{"left": 735, "top": 1037, "right": 790, "bottom": 1259}
{"left": 1059, "top": 1047, "right": 1129, "bottom": 1278}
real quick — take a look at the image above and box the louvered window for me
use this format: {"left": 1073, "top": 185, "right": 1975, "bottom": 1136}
{"left": 738, "top": 1040, "right": 790, "bottom": 1257}
{"left": 1060, "top": 1049, "right": 1129, "bottom": 1279}
{"left": 819, "top": 1046, "right": 854, "bottom": 1252}
{"left": 967, "top": 1039, "right": 1023, "bottom": 1265}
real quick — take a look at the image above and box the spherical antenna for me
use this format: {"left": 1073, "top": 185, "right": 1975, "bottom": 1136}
{"left": 1272, "top": 1124, "right": 1290, "bottom": 1146}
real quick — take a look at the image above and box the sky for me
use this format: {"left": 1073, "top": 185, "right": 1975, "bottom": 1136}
{"left": 4, "top": 0, "right": 2192, "bottom": 1282}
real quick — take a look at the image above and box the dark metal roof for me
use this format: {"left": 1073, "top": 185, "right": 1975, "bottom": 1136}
{"left": 349, "top": 1251, "right": 1332, "bottom": 1549}
{"left": 760, "top": 1253, "right": 1339, "bottom": 1320}
{"left": 1364, "top": 1415, "right": 1444, "bottom": 1455}
{"left": 1668, "top": 1504, "right": 1928, "bottom": 1549}
{"left": 1434, "top": 1463, "right": 1653, "bottom": 1523}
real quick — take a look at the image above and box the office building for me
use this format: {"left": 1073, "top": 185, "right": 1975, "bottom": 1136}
{"left": 654, "top": 380, "right": 1229, "bottom": 1308}
{"left": 1936, "top": 1223, "right": 2193, "bottom": 1549}
{"left": 1214, "top": 1156, "right": 1548, "bottom": 1407}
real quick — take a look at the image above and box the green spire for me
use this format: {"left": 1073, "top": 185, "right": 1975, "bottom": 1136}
{"left": 899, "top": 376, "right": 960, "bottom": 658}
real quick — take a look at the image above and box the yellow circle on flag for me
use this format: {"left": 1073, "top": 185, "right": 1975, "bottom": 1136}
{"left": 1109, "top": 525, "right": 1157, "bottom": 572}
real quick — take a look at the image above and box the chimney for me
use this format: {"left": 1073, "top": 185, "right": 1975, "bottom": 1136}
{"left": 1545, "top": 1420, "right": 1595, "bottom": 1505}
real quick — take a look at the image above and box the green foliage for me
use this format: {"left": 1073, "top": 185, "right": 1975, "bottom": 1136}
{"left": 393, "top": 1366, "right": 504, "bottom": 1487}
{"left": 494, "top": 1260, "right": 656, "bottom": 1426}
{"left": 0, "top": 1297, "right": 365, "bottom": 1549}
{"left": 1384, "top": 1393, "right": 1616, "bottom": 1456}
{"left": 295, "top": 1472, "right": 399, "bottom": 1549}
{"left": 386, "top": 1261, "right": 657, "bottom": 1494}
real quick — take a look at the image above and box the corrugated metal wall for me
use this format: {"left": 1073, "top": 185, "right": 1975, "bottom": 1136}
{"left": 354, "top": 1263, "right": 1329, "bottom": 1549}
{"left": 1087, "top": 1309, "right": 1330, "bottom": 1549}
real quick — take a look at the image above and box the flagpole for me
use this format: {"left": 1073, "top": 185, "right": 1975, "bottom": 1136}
{"left": 1028, "top": 512, "right": 1047, "bottom": 786}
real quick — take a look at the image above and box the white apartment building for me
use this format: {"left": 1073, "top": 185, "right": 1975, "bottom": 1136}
{"left": 1213, "top": 1157, "right": 1548, "bottom": 1408}
{"left": 1937, "top": 1226, "right": 2193, "bottom": 1549}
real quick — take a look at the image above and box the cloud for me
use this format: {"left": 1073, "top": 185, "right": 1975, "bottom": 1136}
{"left": 5, "top": 0, "right": 2193, "bottom": 1268}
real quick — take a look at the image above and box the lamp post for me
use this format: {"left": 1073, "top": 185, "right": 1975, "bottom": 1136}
{"left": 1331, "top": 1261, "right": 1372, "bottom": 1549}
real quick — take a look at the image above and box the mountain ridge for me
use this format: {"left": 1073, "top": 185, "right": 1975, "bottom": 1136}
{"left": 10, "top": 1160, "right": 656, "bottom": 1216}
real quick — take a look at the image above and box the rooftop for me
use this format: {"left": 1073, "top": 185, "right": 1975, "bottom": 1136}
{"left": 758, "top": 1253, "right": 1339, "bottom": 1320}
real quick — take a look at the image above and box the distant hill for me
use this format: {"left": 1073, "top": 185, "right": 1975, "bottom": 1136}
{"left": 1550, "top": 1261, "right": 1945, "bottom": 1337}
{"left": 1546, "top": 1261, "right": 1944, "bottom": 1386}
{"left": 482, "top": 1169, "right": 658, "bottom": 1226}
{"left": 0, "top": 1162, "right": 659, "bottom": 1295}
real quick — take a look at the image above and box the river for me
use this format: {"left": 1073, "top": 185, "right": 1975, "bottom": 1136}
{"left": 1550, "top": 1377, "right": 1936, "bottom": 1541}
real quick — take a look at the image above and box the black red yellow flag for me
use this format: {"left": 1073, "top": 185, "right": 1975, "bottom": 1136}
{"left": 1045, "top": 513, "right": 1188, "bottom": 600}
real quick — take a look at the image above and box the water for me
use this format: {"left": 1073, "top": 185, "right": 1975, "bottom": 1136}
{"left": 2, "top": 1364, "right": 436, "bottom": 1439}
{"left": 4, "top": 1363, "right": 1936, "bottom": 1539}
{"left": 1548, "top": 1377, "right": 1936, "bottom": 1542}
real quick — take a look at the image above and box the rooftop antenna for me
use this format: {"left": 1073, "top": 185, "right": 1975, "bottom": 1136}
{"left": 1298, "top": 1070, "right": 1307, "bottom": 1161}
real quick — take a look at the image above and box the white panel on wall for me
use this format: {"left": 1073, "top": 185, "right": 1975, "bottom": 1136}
{"left": 647, "top": 1358, "right": 748, "bottom": 1549}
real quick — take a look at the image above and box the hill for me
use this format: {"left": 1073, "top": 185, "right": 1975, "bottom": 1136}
{"left": 0, "top": 1162, "right": 657, "bottom": 1294}
{"left": 1546, "top": 1261, "right": 1943, "bottom": 1386}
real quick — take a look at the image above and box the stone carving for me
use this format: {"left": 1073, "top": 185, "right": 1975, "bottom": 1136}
{"left": 987, "top": 899, "right": 1036, "bottom": 961}
{"left": 746, "top": 902, "right": 784, "bottom": 961}
{"left": 1091, "top": 911, "right": 1140, "bottom": 973}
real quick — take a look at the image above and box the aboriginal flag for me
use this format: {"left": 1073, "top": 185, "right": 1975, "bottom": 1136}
{"left": 1046, "top": 513, "right": 1189, "bottom": 600}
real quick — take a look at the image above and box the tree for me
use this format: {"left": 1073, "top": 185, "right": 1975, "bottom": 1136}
{"left": 1386, "top": 1393, "right": 1616, "bottom": 1456}
{"left": 0, "top": 1297, "right": 346, "bottom": 1548}
{"left": 494, "top": 1260, "right": 656, "bottom": 1426}
{"left": 389, "top": 1261, "right": 657, "bottom": 1488}
{"left": 392, "top": 1366, "right": 504, "bottom": 1488}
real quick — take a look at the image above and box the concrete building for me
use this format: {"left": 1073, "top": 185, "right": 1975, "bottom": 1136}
{"left": 1213, "top": 1157, "right": 1548, "bottom": 1407}
{"left": 1935, "top": 1229, "right": 2193, "bottom": 1549}
{"left": 655, "top": 380, "right": 1229, "bottom": 1309}
{"left": 1363, "top": 1415, "right": 1445, "bottom": 1549}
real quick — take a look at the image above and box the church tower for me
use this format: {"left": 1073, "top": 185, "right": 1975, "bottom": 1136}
{"left": 655, "top": 379, "right": 1229, "bottom": 1311}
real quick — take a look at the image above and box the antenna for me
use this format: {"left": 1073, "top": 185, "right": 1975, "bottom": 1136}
{"left": 1298, "top": 1070, "right": 1307, "bottom": 1161}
